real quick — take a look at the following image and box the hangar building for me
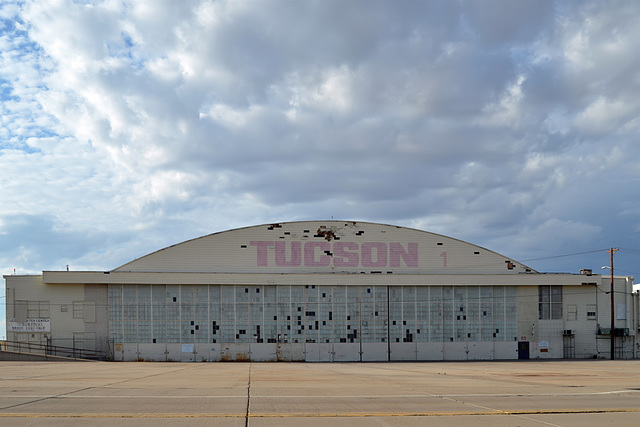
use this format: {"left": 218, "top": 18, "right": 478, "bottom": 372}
{"left": 4, "top": 221, "right": 639, "bottom": 361}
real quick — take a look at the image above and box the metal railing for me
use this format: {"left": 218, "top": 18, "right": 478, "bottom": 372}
{"left": 1, "top": 339, "right": 110, "bottom": 361}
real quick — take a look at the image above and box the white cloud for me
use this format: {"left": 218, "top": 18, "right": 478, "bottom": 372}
{"left": 479, "top": 75, "right": 527, "bottom": 127}
{"left": 575, "top": 96, "right": 639, "bottom": 135}
{"left": 0, "top": 0, "right": 638, "bottom": 304}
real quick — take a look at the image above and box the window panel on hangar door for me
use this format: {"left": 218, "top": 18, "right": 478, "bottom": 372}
{"left": 123, "top": 285, "right": 137, "bottom": 343}
{"left": 316, "top": 285, "right": 332, "bottom": 343}
{"left": 429, "top": 286, "right": 442, "bottom": 342}
{"left": 262, "top": 286, "right": 278, "bottom": 344}
{"left": 209, "top": 285, "right": 221, "bottom": 343}
{"left": 235, "top": 286, "right": 250, "bottom": 344}
{"left": 442, "top": 286, "right": 454, "bottom": 342}
{"left": 360, "top": 286, "right": 375, "bottom": 342}
{"left": 137, "top": 285, "right": 151, "bottom": 343}
{"left": 505, "top": 287, "right": 518, "bottom": 339}
{"left": 249, "top": 286, "right": 262, "bottom": 343}
{"left": 403, "top": 287, "right": 416, "bottom": 341}
{"left": 346, "top": 286, "right": 361, "bottom": 343}
{"left": 220, "top": 286, "right": 235, "bottom": 343}
{"left": 108, "top": 284, "right": 123, "bottom": 343}
{"left": 180, "top": 285, "right": 194, "bottom": 343}
{"left": 389, "top": 287, "right": 402, "bottom": 342}
{"left": 466, "top": 287, "right": 480, "bottom": 342}
{"left": 493, "top": 287, "right": 505, "bottom": 340}
{"left": 416, "top": 287, "right": 429, "bottom": 343}
{"left": 304, "top": 285, "right": 319, "bottom": 344}
{"left": 373, "top": 287, "right": 388, "bottom": 343}
{"left": 480, "top": 287, "right": 493, "bottom": 342}
{"left": 332, "top": 287, "right": 346, "bottom": 342}
{"left": 166, "top": 285, "right": 180, "bottom": 343}
{"left": 454, "top": 287, "right": 467, "bottom": 342}
{"left": 276, "top": 285, "right": 291, "bottom": 343}
{"left": 152, "top": 285, "right": 166, "bottom": 344}
{"left": 195, "top": 286, "right": 208, "bottom": 343}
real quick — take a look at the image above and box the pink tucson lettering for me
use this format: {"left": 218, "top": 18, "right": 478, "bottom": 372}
{"left": 275, "top": 241, "right": 301, "bottom": 266}
{"left": 249, "top": 241, "right": 419, "bottom": 268}
{"left": 250, "top": 241, "right": 273, "bottom": 266}
{"left": 333, "top": 242, "right": 358, "bottom": 267}
{"left": 361, "top": 242, "right": 387, "bottom": 267}
{"left": 304, "top": 241, "right": 331, "bottom": 266}
{"left": 389, "top": 242, "right": 418, "bottom": 267}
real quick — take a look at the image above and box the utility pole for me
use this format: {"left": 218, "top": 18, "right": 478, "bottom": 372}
{"left": 607, "top": 248, "right": 619, "bottom": 360}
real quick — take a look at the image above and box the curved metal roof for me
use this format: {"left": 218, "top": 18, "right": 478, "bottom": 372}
{"left": 113, "top": 220, "right": 536, "bottom": 274}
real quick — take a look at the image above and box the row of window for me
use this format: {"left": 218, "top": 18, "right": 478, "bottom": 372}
{"left": 536, "top": 286, "right": 596, "bottom": 321}
{"left": 109, "top": 284, "right": 519, "bottom": 344}
{"left": 13, "top": 300, "right": 87, "bottom": 321}
{"left": 566, "top": 303, "right": 597, "bottom": 320}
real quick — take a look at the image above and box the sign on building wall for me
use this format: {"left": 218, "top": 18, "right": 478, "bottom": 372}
{"left": 8, "top": 318, "right": 51, "bottom": 332}
{"left": 249, "top": 241, "right": 419, "bottom": 268}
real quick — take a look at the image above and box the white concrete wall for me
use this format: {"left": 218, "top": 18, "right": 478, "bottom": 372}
{"left": 5, "top": 276, "right": 106, "bottom": 355}
{"left": 591, "top": 276, "right": 637, "bottom": 359}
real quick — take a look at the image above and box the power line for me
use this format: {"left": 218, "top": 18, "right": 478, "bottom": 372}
{"left": 520, "top": 249, "right": 608, "bottom": 262}
{"left": 618, "top": 247, "right": 640, "bottom": 254}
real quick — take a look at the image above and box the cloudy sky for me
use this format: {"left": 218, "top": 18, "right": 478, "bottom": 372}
{"left": 1, "top": 0, "right": 639, "bottom": 337}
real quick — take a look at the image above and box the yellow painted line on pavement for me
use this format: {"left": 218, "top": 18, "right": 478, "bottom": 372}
{"left": 3, "top": 390, "right": 638, "bottom": 399}
{"left": 0, "top": 408, "right": 639, "bottom": 418}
